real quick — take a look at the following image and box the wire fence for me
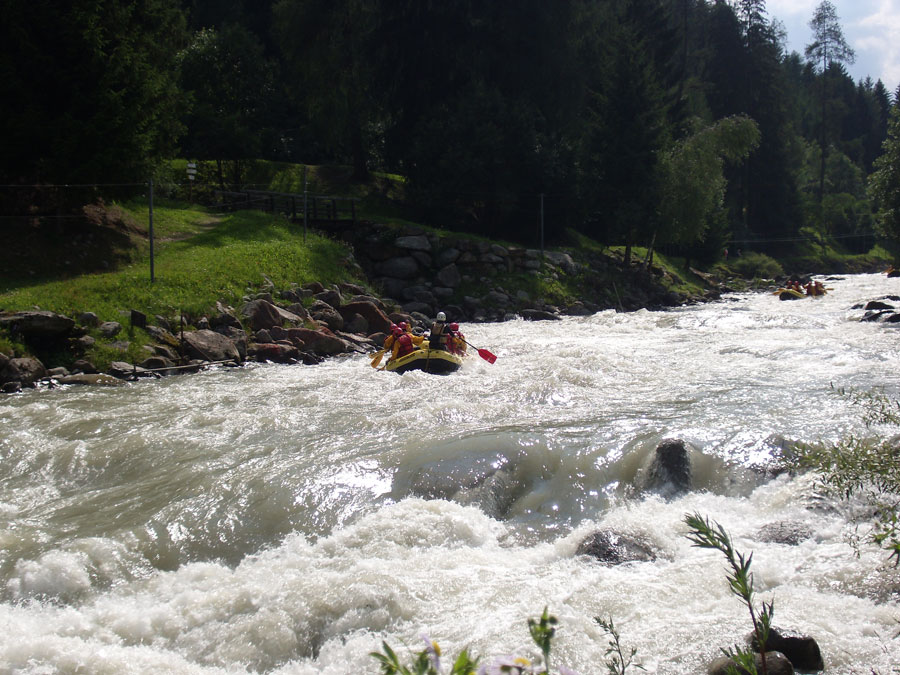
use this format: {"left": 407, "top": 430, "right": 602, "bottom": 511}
{"left": 0, "top": 180, "right": 883, "bottom": 250}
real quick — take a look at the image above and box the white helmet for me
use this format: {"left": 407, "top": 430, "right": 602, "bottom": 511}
{"left": 436, "top": 311, "right": 446, "bottom": 321}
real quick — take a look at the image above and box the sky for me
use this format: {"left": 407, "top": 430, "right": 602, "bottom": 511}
{"left": 766, "top": 0, "right": 900, "bottom": 93}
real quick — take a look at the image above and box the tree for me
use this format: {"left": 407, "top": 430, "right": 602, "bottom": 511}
{"left": 178, "top": 24, "right": 279, "bottom": 188}
{"left": 274, "top": 0, "right": 379, "bottom": 179}
{"left": 805, "top": 0, "right": 855, "bottom": 204}
{"left": 657, "top": 115, "right": 760, "bottom": 257}
{"left": 703, "top": 0, "right": 802, "bottom": 252}
{"left": 0, "top": 0, "right": 186, "bottom": 187}
{"left": 0, "top": 0, "right": 187, "bottom": 233}
{"left": 869, "top": 106, "right": 900, "bottom": 260}
{"left": 580, "top": 0, "right": 675, "bottom": 265}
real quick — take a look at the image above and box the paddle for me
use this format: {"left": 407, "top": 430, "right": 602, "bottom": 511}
{"left": 370, "top": 349, "right": 386, "bottom": 368}
{"left": 460, "top": 338, "right": 497, "bottom": 364}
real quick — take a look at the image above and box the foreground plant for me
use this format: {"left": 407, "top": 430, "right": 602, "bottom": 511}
{"left": 371, "top": 635, "right": 479, "bottom": 675}
{"left": 370, "top": 608, "right": 584, "bottom": 675}
{"left": 795, "top": 387, "right": 900, "bottom": 566}
{"left": 594, "top": 616, "right": 644, "bottom": 675}
{"left": 684, "top": 513, "right": 773, "bottom": 675}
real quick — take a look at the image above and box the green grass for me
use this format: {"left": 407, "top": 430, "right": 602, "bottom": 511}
{"left": 0, "top": 206, "right": 362, "bottom": 322}
{"left": 119, "top": 197, "right": 223, "bottom": 242}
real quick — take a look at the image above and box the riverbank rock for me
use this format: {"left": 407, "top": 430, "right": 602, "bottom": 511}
{"left": 285, "top": 327, "right": 349, "bottom": 356}
{"left": 56, "top": 373, "right": 125, "bottom": 387}
{"left": 708, "top": 651, "right": 793, "bottom": 675}
{"left": 309, "top": 300, "right": 344, "bottom": 331}
{"left": 640, "top": 439, "right": 693, "bottom": 497}
{"left": 241, "top": 298, "right": 303, "bottom": 331}
{"left": 251, "top": 342, "right": 300, "bottom": 363}
{"left": 108, "top": 361, "right": 151, "bottom": 379}
{"left": 71, "top": 359, "right": 98, "bottom": 374}
{"left": 0, "top": 310, "right": 75, "bottom": 338}
{"left": 749, "top": 627, "right": 824, "bottom": 672}
{"left": 182, "top": 329, "right": 241, "bottom": 363}
{"left": 0, "top": 356, "right": 47, "bottom": 387}
{"left": 99, "top": 321, "right": 122, "bottom": 338}
{"left": 337, "top": 300, "right": 391, "bottom": 334}
{"left": 576, "top": 530, "right": 656, "bottom": 565}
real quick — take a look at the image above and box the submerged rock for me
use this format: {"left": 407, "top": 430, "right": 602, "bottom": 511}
{"left": 576, "top": 529, "right": 656, "bottom": 565}
{"left": 756, "top": 521, "right": 814, "bottom": 546}
{"left": 641, "top": 438, "right": 693, "bottom": 497}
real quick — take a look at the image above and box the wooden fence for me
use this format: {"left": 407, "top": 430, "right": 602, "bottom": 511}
{"left": 213, "top": 189, "right": 358, "bottom": 225}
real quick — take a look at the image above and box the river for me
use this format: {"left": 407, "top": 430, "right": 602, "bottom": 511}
{"left": 1, "top": 273, "right": 898, "bottom": 673}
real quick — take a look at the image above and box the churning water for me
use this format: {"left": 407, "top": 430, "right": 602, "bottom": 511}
{"left": 1, "top": 273, "right": 899, "bottom": 673}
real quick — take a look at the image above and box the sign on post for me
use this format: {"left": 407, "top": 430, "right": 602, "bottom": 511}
{"left": 186, "top": 162, "right": 197, "bottom": 181}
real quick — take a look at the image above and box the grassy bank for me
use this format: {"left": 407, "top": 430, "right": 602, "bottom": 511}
{"left": 0, "top": 203, "right": 361, "bottom": 322}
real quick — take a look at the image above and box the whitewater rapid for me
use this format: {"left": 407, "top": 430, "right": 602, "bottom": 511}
{"left": 1, "top": 273, "right": 898, "bottom": 673}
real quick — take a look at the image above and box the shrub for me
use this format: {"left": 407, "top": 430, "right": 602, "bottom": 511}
{"left": 729, "top": 252, "right": 784, "bottom": 280}
{"left": 794, "top": 387, "right": 900, "bottom": 566}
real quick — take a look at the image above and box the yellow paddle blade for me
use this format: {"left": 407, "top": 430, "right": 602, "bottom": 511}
{"left": 370, "top": 350, "right": 386, "bottom": 368}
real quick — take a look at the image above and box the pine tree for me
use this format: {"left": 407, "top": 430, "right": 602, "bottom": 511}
{"left": 805, "top": 0, "right": 855, "bottom": 204}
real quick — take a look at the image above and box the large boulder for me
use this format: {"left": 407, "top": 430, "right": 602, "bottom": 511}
{"left": 749, "top": 627, "right": 824, "bottom": 672}
{"left": 576, "top": 530, "right": 656, "bottom": 565}
{"left": 215, "top": 325, "right": 248, "bottom": 360}
{"left": 641, "top": 439, "right": 692, "bottom": 497}
{"left": 182, "top": 329, "right": 241, "bottom": 363}
{"left": 145, "top": 325, "right": 181, "bottom": 350}
{"left": 0, "top": 357, "right": 47, "bottom": 387}
{"left": 0, "top": 311, "right": 75, "bottom": 338}
{"left": 309, "top": 300, "right": 345, "bottom": 332}
{"left": 436, "top": 263, "right": 462, "bottom": 288}
{"left": 251, "top": 342, "right": 300, "bottom": 364}
{"left": 208, "top": 301, "right": 243, "bottom": 330}
{"left": 543, "top": 251, "right": 576, "bottom": 273}
{"left": 375, "top": 256, "right": 420, "bottom": 280}
{"left": 241, "top": 299, "right": 303, "bottom": 331}
{"left": 99, "top": 321, "right": 122, "bottom": 338}
{"left": 708, "top": 651, "right": 793, "bottom": 675}
{"left": 285, "top": 327, "right": 349, "bottom": 356}
{"left": 396, "top": 234, "right": 431, "bottom": 251}
{"left": 314, "top": 288, "right": 343, "bottom": 308}
{"left": 337, "top": 301, "right": 392, "bottom": 334}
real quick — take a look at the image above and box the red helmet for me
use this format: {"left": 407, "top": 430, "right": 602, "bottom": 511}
{"left": 391, "top": 324, "right": 402, "bottom": 336}
{"left": 399, "top": 321, "right": 409, "bottom": 331}
{"left": 449, "top": 323, "right": 459, "bottom": 331}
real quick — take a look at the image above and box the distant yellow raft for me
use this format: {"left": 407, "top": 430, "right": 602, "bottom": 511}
{"left": 774, "top": 287, "right": 827, "bottom": 300}
{"left": 383, "top": 347, "right": 464, "bottom": 375}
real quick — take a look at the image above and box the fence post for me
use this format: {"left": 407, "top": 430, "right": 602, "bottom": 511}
{"left": 149, "top": 178, "right": 155, "bottom": 283}
{"left": 303, "top": 165, "right": 308, "bottom": 243}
